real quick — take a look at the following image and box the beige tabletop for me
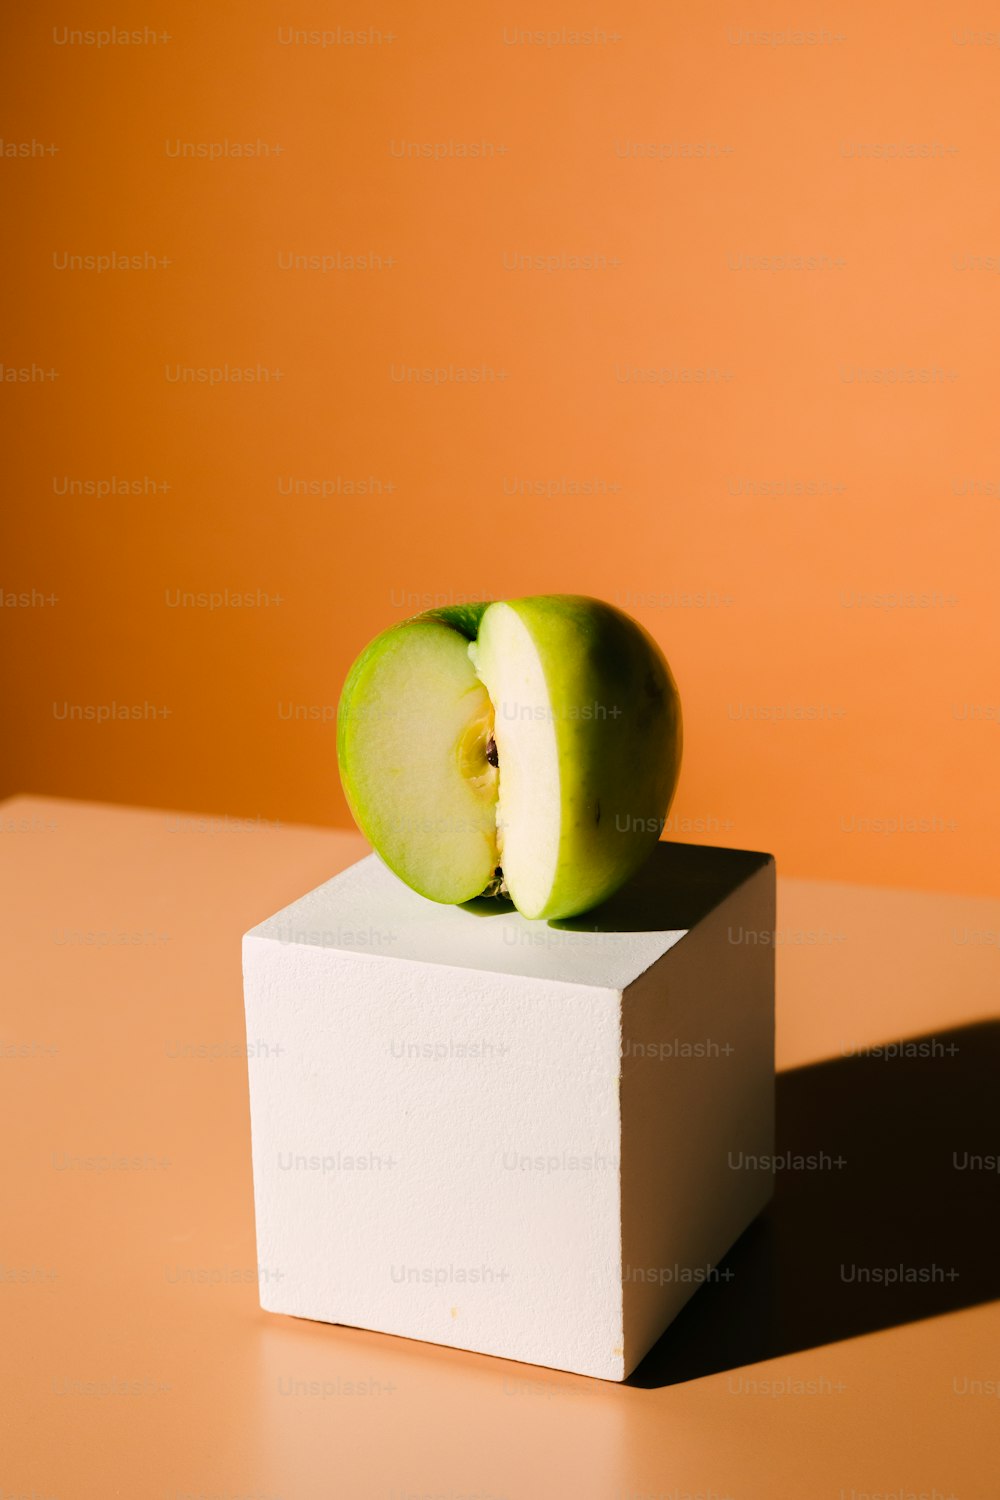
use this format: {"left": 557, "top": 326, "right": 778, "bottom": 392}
{"left": 2, "top": 795, "right": 997, "bottom": 1499}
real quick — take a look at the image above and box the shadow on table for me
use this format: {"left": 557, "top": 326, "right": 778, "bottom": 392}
{"left": 628, "top": 1018, "right": 1000, "bottom": 1388}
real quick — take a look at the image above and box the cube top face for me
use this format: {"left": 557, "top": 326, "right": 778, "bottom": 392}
{"left": 246, "top": 841, "right": 772, "bottom": 993}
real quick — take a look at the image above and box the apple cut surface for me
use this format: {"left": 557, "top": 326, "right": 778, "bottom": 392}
{"left": 467, "top": 604, "right": 561, "bottom": 919}
{"left": 337, "top": 618, "right": 499, "bottom": 904}
{"left": 472, "top": 596, "right": 681, "bottom": 921}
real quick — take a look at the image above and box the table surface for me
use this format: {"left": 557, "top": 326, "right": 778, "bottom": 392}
{"left": 2, "top": 795, "right": 997, "bottom": 1500}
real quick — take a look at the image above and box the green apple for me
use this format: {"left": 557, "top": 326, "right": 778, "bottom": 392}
{"left": 337, "top": 595, "right": 681, "bottom": 920}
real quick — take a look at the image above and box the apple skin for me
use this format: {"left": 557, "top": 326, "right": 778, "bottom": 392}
{"left": 488, "top": 595, "right": 681, "bottom": 920}
{"left": 421, "top": 601, "right": 490, "bottom": 639}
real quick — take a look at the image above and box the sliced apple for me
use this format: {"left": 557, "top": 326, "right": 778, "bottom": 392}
{"left": 337, "top": 595, "right": 682, "bottom": 920}
{"left": 471, "top": 596, "right": 681, "bottom": 919}
{"left": 337, "top": 617, "right": 499, "bottom": 904}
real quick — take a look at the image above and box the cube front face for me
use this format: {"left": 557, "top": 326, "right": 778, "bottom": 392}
{"left": 243, "top": 846, "right": 775, "bottom": 1381}
{"left": 243, "top": 935, "right": 627, "bottom": 1380}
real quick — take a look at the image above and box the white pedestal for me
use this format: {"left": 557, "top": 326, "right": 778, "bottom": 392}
{"left": 242, "top": 842, "right": 775, "bottom": 1381}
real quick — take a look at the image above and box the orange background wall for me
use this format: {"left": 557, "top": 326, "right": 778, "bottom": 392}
{"left": 3, "top": 2, "right": 997, "bottom": 896}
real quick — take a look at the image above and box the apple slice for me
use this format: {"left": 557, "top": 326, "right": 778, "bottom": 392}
{"left": 471, "top": 596, "right": 680, "bottom": 919}
{"left": 337, "top": 616, "right": 499, "bottom": 905}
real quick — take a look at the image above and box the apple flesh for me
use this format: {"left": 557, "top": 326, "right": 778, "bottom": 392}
{"left": 336, "top": 614, "right": 499, "bottom": 905}
{"left": 337, "top": 595, "right": 682, "bottom": 920}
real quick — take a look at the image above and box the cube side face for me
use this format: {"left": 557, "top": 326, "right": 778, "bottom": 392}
{"left": 242, "top": 932, "right": 626, "bottom": 1380}
{"left": 619, "top": 858, "right": 776, "bottom": 1376}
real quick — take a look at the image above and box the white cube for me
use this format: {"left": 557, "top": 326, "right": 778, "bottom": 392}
{"left": 242, "top": 842, "right": 775, "bottom": 1381}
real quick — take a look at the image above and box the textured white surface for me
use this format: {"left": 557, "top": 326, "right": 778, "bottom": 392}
{"left": 243, "top": 842, "right": 775, "bottom": 1380}
{"left": 248, "top": 851, "right": 690, "bottom": 990}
